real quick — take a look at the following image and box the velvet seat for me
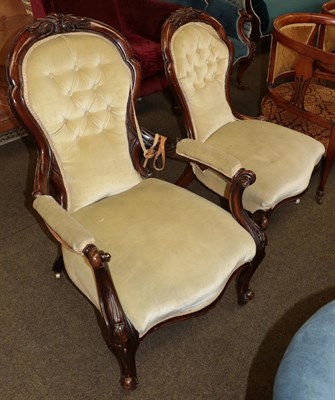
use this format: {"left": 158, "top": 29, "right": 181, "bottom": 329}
{"left": 7, "top": 13, "right": 266, "bottom": 389}
{"left": 161, "top": 8, "right": 325, "bottom": 229}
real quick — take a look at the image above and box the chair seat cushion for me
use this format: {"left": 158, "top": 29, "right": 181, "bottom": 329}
{"left": 193, "top": 120, "right": 325, "bottom": 213}
{"left": 62, "top": 178, "right": 256, "bottom": 336}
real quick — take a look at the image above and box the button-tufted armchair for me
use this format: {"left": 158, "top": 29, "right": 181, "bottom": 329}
{"left": 161, "top": 8, "right": 325, "bottom": 230}
{"left": 29, "top": 0, "right": 181, "bottom": 97}
{"left": 7, "top": 13, "right": 267, "bottom": 389}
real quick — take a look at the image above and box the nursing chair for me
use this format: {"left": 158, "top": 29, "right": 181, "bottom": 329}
{"left": 161, "top": 8, "right": 325, "bottom": 230}
{"left": 261, "top": 13, "right": 335, "bottom": 204}
{"left": 7, "top": 13, "right": 267, "bottom": 389}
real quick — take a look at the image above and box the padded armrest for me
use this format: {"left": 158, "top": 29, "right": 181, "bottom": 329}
{"left": 176, "top": 138, "right": 242, "bottom": 178}
{"left": 33, "top": 195, "right": 95, "bottom": 253}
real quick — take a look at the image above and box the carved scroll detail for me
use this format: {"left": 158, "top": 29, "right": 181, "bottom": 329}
{"left": 29, "top": 13, "right": 89, "bottom": 35}
{"left": 229, "top": 169, "right": 267, "bottom": 249}
{"left": 168, "top": 7, "right": 202, "bottom": 28}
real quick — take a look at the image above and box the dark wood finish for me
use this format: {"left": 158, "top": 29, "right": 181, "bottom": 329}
{"left": 322, "top": 1, "right": 335, "bottom": 14}
{"left": 235, "top": 10, "right": 257, "bottom": 90}
{"left": 265, "top": 13, "right": 335, "bottom": 203}
{"left": 83, "top": 244, "right": 139, "bottom": 390}
{"left": 7, "top": 13, "right": 266, "bottom": 389}
{"left": 244, "top": 0, "right": 262, "bottom": 41}
{"left": 0, "top": 0, "right": 33, "bottom": 138}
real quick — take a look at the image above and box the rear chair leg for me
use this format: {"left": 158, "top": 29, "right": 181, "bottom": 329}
{"left": 53, "top": 254, "right": 64, "bottom": 279}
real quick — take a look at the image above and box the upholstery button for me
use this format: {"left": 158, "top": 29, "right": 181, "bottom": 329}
{"left": 49, "top": 72, "right": 55, "bottom": 78}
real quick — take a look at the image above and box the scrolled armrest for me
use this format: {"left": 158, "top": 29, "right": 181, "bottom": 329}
{"left": 176, "top": 138, "right": 242, "bottom": 179}
{"left": 33, "top": 195, "right": 95, "bottom": 253}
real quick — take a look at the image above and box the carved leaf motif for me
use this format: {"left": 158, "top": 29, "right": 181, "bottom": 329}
{"left": 168, "top": 8, "right": 202, "bottom": 28}
{"left": 29, "top": 13, "right": 89, "bottom": 35}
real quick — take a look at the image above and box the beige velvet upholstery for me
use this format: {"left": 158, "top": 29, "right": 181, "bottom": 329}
{"left": 162, "top": 11, "right": 325, "bottom": 217}
{"left": 22, "top": 33, "right": 142, "bottom": 212}
{"left": 198, "top": 120, "right": 325, "bottom": 213}
{"left": 170, "top": 22, "right": 235, "bottom": 142}
{"left": 7, "top": 14, "right": 266, "bottom": 389}
{"left": 176, "top": 138, "right": 242, "bottom": 178}
{"left": 62, "top": 178, "right": 256, "bottom": 337}
{"left": 33, "top": 195, "right": 95, "bottom": 253}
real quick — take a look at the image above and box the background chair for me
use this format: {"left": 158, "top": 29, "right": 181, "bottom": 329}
{"left": 244, "top": 0, "right": 326, "bottom": 38}
{"left": 7, "top": 13, "right": 266, "bottom": 389}
{"left": 161, "top": 8, "right": 325, "bottom": 230}
{"left": 323, "top": 0, "right": 335, "bottom": 14}
{"left": 261, "top": 13, "right": 335, "bottom": 204}
{"left": 29, "top": 0, "right": 181, "bottom": 97}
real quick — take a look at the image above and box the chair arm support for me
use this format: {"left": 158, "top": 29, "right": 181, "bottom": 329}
{"left": 33, "top": 197, "right": 138, "bottom": 376}
{"left": 176, "top": 138, "right": 242, "bottom": 179}
{"left": 33, "top": 195, "right": 95, "bottom": 253}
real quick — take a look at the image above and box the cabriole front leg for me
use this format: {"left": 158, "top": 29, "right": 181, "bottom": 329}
{"left": 236, "top": 246, "right": 266, "bottom": 305}
{"left": 111, "top": 322, "right": 139, "bottom": 390}
{"left": 83, "top": 245, "right": 140, "bottom": 390}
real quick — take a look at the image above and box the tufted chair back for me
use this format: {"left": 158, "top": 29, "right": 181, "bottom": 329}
{"left": 9, "top": 14, "right": 144, "bottom": 213}
{"left": 162, "top": 9, "right": 235, "bottom": 142}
